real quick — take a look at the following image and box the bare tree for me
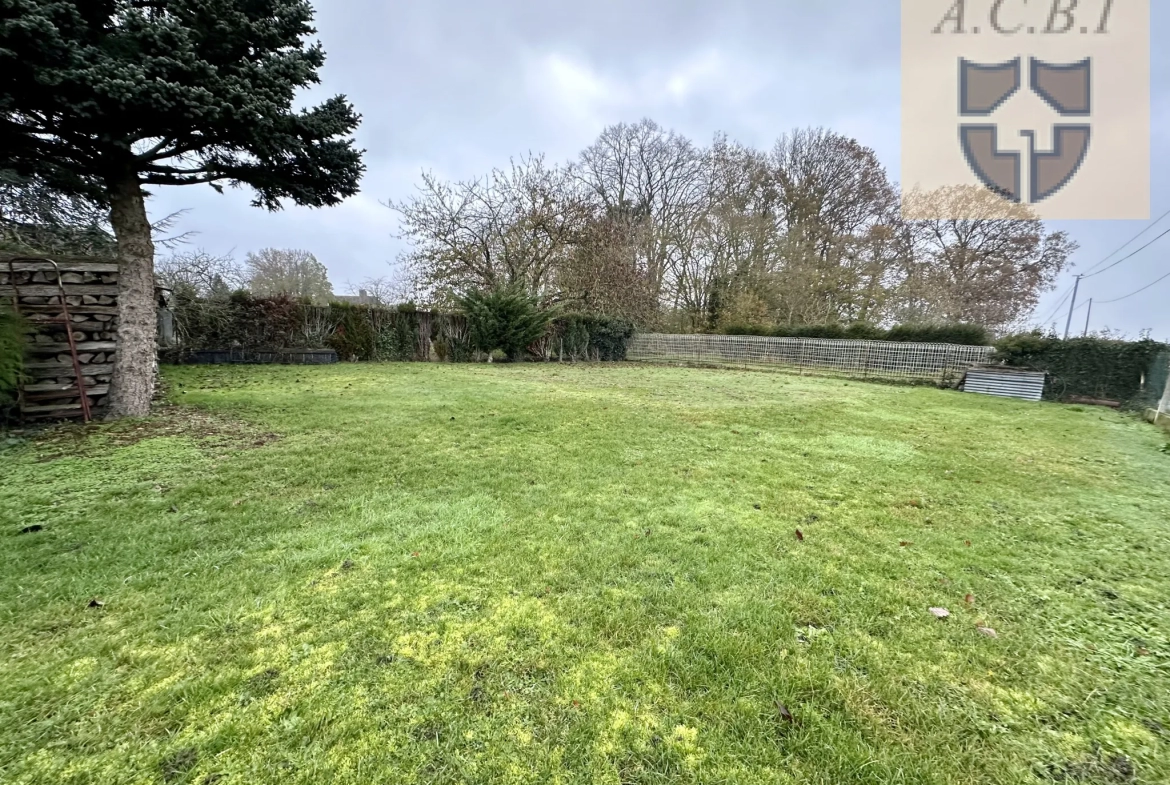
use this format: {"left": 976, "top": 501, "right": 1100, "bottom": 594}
{"left": 343, "top": 273, "right": 413, "bottom": 306}
{"left": 767, "top": 128, "right": 902, "bottom": 325}
{"left": 575, "top": 120, "right": 709, "bottom": 308}
{"left": 391, "top": 155, "right": 583, "bottom": 305}
{"left": 387, "top": 121, "right": 1078, "bottom": 334}
{"left": 554, "top": 203, "right": 658, "bottom": 324}
{"left": 156, "top": 249, "right": 244, "bottom": 297}
{"left": 898, "top": 186, "right": 1076, "bottom": 330}
{"left": 245, "top": 248, "right": 334, "bottom": 303}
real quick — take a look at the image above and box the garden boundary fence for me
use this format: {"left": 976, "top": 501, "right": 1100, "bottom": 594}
{"left": 627, "top": 333, "right": 993, "bottom": 385}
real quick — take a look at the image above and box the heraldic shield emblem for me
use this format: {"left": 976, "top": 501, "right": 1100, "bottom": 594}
{"left": 959, "top": 57, "right": 1091, "bottom": 204}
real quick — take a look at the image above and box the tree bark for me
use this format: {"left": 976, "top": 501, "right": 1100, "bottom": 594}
{"left": 106, "top": 172, "right": 157, "bottom": 419}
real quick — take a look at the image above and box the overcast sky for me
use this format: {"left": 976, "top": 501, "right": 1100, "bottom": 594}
{"left": 147, "top": 1, "right": 1169, "bottom": 338}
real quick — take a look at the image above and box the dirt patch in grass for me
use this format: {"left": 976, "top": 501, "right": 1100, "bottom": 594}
{"left": 12, "top": 404, "right": 280, "bottom": 462}
{"left": 1040, "top": 746, "right": 1136, "bottom": 783}
{"left": 160, "top": 747, "right": 198, "bottom": 783}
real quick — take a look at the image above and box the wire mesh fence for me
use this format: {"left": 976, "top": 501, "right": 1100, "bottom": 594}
{"left": 627, "top": 333, "right": 993, "bottom": 385}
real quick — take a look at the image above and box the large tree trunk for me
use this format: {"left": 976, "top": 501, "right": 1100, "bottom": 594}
{"left": 106, "top": 173, "right": 157, "bottom": 419}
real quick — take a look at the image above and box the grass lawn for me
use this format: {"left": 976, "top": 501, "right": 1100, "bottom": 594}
{"left": 2, "top": 363, "right": 1169, "bottom": 784}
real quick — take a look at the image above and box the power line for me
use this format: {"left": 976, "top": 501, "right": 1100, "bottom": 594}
{"left": 1038, "top": 285, "right": 1075, "bottom": 325}
{"left": 1097, "top": 269, "right": 1170, "bottom": 304}
{"left": 1081, "top": 207, "right": 1170, "bottom": 277}
{"left": 1083, "top": 225, "right": 1170, "bottom": 279}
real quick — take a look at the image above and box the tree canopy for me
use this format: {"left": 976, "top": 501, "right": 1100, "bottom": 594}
{"left": 0, "top": 0, "right": 364, "bottom": 207}
{"left": 245, "top": 247, "right": 334, "bottom": 304}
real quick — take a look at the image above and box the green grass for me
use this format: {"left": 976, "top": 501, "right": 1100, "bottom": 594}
{"left": 2, "top": 363, "right": 1169, "bottom": 785}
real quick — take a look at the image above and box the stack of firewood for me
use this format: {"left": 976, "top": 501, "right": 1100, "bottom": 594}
{"left": 1, "top": 257, "right": 119, "bottom": 420}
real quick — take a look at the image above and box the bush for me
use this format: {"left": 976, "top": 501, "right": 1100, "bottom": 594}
{"left": 433, "top": 313, "right": 473, "bottom": 363}
{"left": 457, "top": 285, "right": 556, "bottom": 361}
{"left": 886, "top": 323, "right": 989, "bottom": 346}
{"left": 560, "top": 317, "right": 591, "bottom": 361}
{"left": 994, "top": 333, "right": 1170, "bottom": 406}
{"left": 1, "top": 305, "right": 28, "bottom": 408}
{"left": 327, "top": 302, "right": 377, "bottom": 361}
{"left": 843, "top": 322, "right": 887, "bottom": 340}
{"left": 724, "top": 324, "right": 771, "bottom": 337}
{"left": 784, "top": 324, "right": 847, "bottom": 339}
{"left": 579, "top": 315, "right": 635, "bottom": 361}
{"left": 376, "top": 312, "right": 417, "bottom": 361}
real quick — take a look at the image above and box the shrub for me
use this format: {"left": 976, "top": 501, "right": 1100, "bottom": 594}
{"left": 785, "top": 324, "right": 847, "bottom": 339}
{"left": 886, "top": 323, "right": 989, "bottom": 346}
{"left": 376, "top": 312, "right": 417, "bottom": 361}
{"left": 994, "top": 333, "right": 1170, "bottom": 406}
{"left": 561, "top": 318, "right": 591, "bottom": 360}
{"left": 1, "top": 305, "right": 28, "bottom": 407}
{"left": 843, "top": 322, "right": 887, "bottom": 340}
{"left": 724, "top": 325, "right": 771, "bottom": 337}
{"left": 579, "top": 315, "right": 635, "bottom": 361}
{"left": 457, "top": 285, "right": 556, "bottom": 361}
{"left": 434, "top": 314, "right": 473, "bottom": 363}
{"left": 327, "top": 302, "right": 377, "bottom": 361}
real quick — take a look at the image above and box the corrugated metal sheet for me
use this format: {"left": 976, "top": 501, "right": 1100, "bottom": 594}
{"left": 962, "top": 368, "right": 1046, "bottom": 401}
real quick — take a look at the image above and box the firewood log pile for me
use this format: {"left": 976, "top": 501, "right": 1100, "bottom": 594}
{"left": 1, "top": 257, "right": 120, "bottom": 420}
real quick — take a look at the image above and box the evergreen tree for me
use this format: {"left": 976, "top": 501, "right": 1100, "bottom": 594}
{"left": 0, "top": 1, "right": 365, "bottom": 416}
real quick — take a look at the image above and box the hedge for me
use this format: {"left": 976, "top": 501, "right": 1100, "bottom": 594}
{"left": 564, "top": 315, "right": 636, "bottom": 361}
{"left": 724, "top": 322, "right": 990, "bottom": 346}
{"left": 165, "top": 295, "right": 636, "bottom": 364}
{"left": 994, "top": 333, "right": 1170, "bottom": 407}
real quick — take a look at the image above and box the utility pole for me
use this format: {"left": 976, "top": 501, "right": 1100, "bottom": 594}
{"left": 1082, "top": 299, "right": 1092, "bottom": 337}
{"left": 1064, "top": 274, "right": 1083, "bottom": 340}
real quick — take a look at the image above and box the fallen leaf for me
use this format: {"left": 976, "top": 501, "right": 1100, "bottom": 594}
{"left": 795, "top": 529, "right": 804, "bottom": 542}
{"left": 965, "top": 540, "right": 972, "bottom": 547}
{"left": 775, "top": 702, "right": 795, "bottom": 722}
{"left": 929, "top": 607, "right": 950, "bottom": 619}
{"left": 899, "top": 541, "right": 912, "bottom": 547}
{"left": 977, "top": 627, "right": 997, "bottom": 638}
{"left": 411, "top": 551, "right": 420, "bottom": 558}
{"left": 964, "top": 594, "right": 975, "bottom": 605}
